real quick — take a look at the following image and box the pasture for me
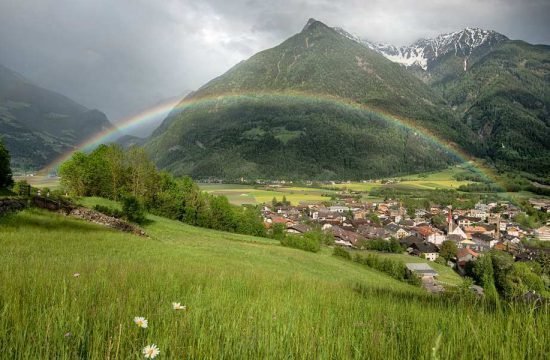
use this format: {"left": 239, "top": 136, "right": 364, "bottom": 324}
{"left": 0, "top": 205, "right": 548, "bottom": 359}
{"left": 199, "top": 183, "right": 334, "bottom": 205}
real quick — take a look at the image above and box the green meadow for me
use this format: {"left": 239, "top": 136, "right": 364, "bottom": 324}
{"left": 13, "top": 175, "right": 61, "bottom": 190}
{"left": 1, "top": 204, "right": 548, "bottom": 359}
{"left": 199, "top": 184, "right": 333, "bottom": 205}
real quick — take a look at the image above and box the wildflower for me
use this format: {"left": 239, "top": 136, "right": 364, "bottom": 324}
{"left": 133, "top": 316, "right": 148, "bottom": 328}
{"left": 142, "top": 344, "right": 160, "bottom": 359}
{"left": 73, "top": 273, "right": 80, "bottom": 277}
{"left": 172, "top": 302, "right": 186, "bottom": 311}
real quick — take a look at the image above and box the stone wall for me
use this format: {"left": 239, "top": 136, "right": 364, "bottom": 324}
{"left": 0, "top": 198, "right": 28, "bottom": 216}
{"left": 68, "top": 207, "right": 147, "bottom": 236}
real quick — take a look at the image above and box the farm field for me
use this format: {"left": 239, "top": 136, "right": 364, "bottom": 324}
{"left": 1, "top": 205, "right": 549, "bottom": 359}
{"left": 13, "top": 175, "right": 61, "bottom": 190}
{"left": 323, "top": 166, "right": 474, "bottom": 193}
{"left": 199, "top": 183, "right": 334, "bottom": 205}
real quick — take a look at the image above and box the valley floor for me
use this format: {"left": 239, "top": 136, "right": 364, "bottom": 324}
{"left": 0, "top": 209, "right": 548, "bottom": 359}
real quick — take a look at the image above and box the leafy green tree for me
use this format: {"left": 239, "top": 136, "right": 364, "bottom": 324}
{"left": 271, "top": 223, "right": 286, "bottom": 240}
{"left": 439, "top": 240, "right": 458, "bottom": 261}
{"left": 209, "top": 195, "right": 236, "bottom": 232}
{"left": 368, "top": 212, "right": 381, "bottom": 226}
{"left": 122, "top": 195, "right": 146, "bottom": 224}
{"left": 59, "top": 152, "right": 92, "bottom": 196}
{"left": 236, "top": 206, "right": 266, "bottom": 237}
{"left": 104, "top": 144, "right": 126, "bottom": 200}
{"left": 126, "top": 146, "right": 159, "bottom": 202}
{"left": 282, "top": 195, "right": 289, "bottom": 206}
{"left": 0, "top": 139, "right": 13, "bottom": 189}
{"left": 431, "top": 215, "right": 446, "bottom": 227}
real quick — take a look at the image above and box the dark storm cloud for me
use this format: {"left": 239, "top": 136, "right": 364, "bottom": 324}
{"left": 0, "top": 0, "right": 548, "bottom": 132}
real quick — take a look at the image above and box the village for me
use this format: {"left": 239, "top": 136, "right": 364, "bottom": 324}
{"left": 263, "top": 192, "right": 550, "bottom": 283}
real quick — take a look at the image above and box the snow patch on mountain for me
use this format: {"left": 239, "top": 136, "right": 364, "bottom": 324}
{"left": 335, "top": 26, "right": 508, "bottom": 71}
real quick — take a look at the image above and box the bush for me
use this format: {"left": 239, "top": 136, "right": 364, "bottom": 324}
{"left": 122, "top": 196, "right": 146, "bottom": 224}
{"left": 93, "top": 204, "right": 123, "bottom": 219}
{"left": 334, "top": 249, "right": 420, "bottom": 286}
{"left": 281, "top": 234, "right": 320, "bottom": 253}
{"left": 333, "top": 246, "right": 352, "bottom": 260}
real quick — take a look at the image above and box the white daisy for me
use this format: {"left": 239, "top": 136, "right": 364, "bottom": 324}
{"left": 143, "top": 344, "right": 160, "bottom": 359}
{"left": 133, "top": 316, "right": 148, "bottom": 328}
{"left": 172, "top": 302, "right": 187, "bottom": 311}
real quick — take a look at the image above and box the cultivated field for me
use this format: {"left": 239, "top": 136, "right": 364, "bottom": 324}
{"left": 199, "top": 184, "right": 334, "bottom": 205}
{"left": 1, "top": 205, "right": 548, "bottom": 359}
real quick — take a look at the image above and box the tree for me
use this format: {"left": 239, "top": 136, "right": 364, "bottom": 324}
{"left": 122, "top": 195, "right": 146, "bottom": 224}
{"left": 282, "top": 195, "right": 289, "bottom": 206}
{"left": 59, "top": 152, "right": 92, "bottom": 196}
{"left": 439, "top": 240, "right": 458, "bottom": 262}
{"left": 368, "top": 212, "right": 381, "bottom": 226}
{"left": 126, "top": 146, "right": 159, "bottom": 202}
{"left": 209, "top": 195, "right": 236, "bottom": 232}
{"left": 104, "top": 144, "right": 126, "bottom": 200}
{"left": 431, "top": 215, "right": 446, "bottom": 227}
{"left": 272, "top": 197, "right": 278, "bottom": 208}
{"left": 0, "top": 138, "right": 13, "bottom": 189}
{"left": 271, "top": 223, "right": 286, "bottom": 240}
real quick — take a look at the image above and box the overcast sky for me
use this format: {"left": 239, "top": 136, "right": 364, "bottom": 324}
{"left": 1, "top": 0, "right": 548, "bottom": 132}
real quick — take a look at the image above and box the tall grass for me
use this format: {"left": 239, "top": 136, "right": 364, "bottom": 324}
{"left": 0, "top": 209, "right": 548, "bottom": 359}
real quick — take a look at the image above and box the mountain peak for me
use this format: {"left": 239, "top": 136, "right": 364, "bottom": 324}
{"left": 301, "top": 18, "right": 331, "bottom": 32}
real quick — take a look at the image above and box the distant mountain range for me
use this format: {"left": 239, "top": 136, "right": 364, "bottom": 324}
{"left": 147, "top": 19, "right": 549, "bottom": 179}
{"left": 0, "top": 64, "right": 116, "bottom": 171}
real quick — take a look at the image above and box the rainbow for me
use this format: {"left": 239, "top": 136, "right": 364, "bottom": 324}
{"left": 42, "top": 90, "right": 501, "bottom": 186}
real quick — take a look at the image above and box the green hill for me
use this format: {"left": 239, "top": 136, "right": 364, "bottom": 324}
{"left": 0, "top": 207, "right": 547, "bottom": 358}
{"left": 147, "top": 19, "right": 476, "bottom": 180}
{"left": 0, "top": 64, "right": 116, "bottom": 171}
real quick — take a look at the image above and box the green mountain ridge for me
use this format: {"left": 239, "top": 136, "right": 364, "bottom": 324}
{"left": 428, "top": 40, "right": 550, "bottom": 175}
{"left": 147, "top": 19, "right": 476, "bottom": 179}
{"left": 0, "top": 64, "right": 116, "bottom": 171}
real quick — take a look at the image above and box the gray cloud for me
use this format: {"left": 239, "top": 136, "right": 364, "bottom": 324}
{"left": 0, "top": 0, "right": 548, "bottom": 133}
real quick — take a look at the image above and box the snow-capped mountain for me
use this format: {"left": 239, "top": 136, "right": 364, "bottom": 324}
{"left": 334, "top": 27, "right": 508, "bottom": 71}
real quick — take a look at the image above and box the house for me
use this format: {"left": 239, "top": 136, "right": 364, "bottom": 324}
{"left": 458, "top": 239, "right": 476, "bottom": 249}
{"left": 405, "top": 263, "right": 438, "bottom": 280}
{"left": 357, "top": 225, "right": 389, "bottom": 240}
{"left": 535, "top": 226, "right": 550, "bottom": 241}
{"left": 286, "top": 224, "right": 311, "bottom": 234}
{"left": 332, "top": 226, "right": 365, "bottom": 248}
{"left": 412, "top": 225, "right": 446, "bottom": 245}
{"left": 448, "top": 222, "right": 467, "bottom": 239}
{"left": 506, "top": 226, "right": 521, "bottom": 237}
{"left": 463, "top": 225, "right": 490, "bottom": 239}
{"left": 456, "top": 248, "right": 479, "bottom": 270}
{"left": 409, "top": 242, "right": 440, "bottom": 261}
{"left": 400, "top": 235, "right": 424, "bottom": 249}
{"left": 471, "top": 233, "right": 496, "bottom": 252}
{"left": 456, "top": 216, "right": 479, "bottom": 228}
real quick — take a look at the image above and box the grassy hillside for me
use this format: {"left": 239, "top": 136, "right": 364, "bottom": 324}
{"left": 1, "top": 207, "right": 548, "bottom": 359}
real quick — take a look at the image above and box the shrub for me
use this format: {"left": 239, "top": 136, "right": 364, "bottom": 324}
{"left": 122, "top": 196, "right": 146, "bottom": 224}
{"left": 93, "top": 204, "right": 124, "bottom": 219}
{"left": 333, "top": 246, "right": 352, "bottom": 260}
{"left": 281, "top": 234, "right": 320, "bottom": 253}
{"left": 335, "top": 249, "right": 420, "bottom": 286}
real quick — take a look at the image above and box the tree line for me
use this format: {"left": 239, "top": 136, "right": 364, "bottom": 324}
{"left": 60, "top": 144, "right": 266, "bottom": 236}
{"left": 0, "top": 138, "right": 14, "bottom": 190}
